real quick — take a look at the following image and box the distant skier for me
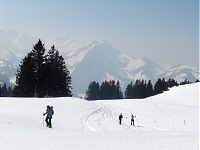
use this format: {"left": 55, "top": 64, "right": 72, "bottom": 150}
{"left": 119, "top": 113, "right": 123, "bottom": 125}
{"left": 131, "top": 114, "right": 136, "bottom": 126}
{"left": 43, "top": 105, "right": 54, "bottom": 128}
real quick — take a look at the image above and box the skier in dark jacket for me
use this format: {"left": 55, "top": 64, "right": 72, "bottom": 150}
{"left": 43, "top": 105, "right": 53, "bottom": 128}
{"left": 119, "top": 113, "right": 123, "bottom": 125}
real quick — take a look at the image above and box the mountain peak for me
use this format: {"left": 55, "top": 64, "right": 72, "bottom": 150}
{"left": 97, "top": 39, "right": 107, "bottom": 43}
{"left": 6, "top": 29, "right": 20, "bottom": 40}
{"left": 87, "top": 39, "right": 110, "bottom": 46}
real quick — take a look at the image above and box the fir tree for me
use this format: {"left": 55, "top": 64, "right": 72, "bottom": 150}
{"left": 0, "top": 84, "right": 2, "bottom": 97}
{"left": 55, "top": 49, "right": 72, "bottom": 97}
{"left": 153, "top": 78, "right": 162, "bottom": 95}
{"left": 85, "top": 81, "right": 100, "bottom": 100}
{"left": 153, "top": 78, "right": 166, "bottom": 95}
{"left": 166, "top": 78, "right": 178, "bottom": 88}
{"left": 146, "top": 80, "right": 153, "bottom": 97}
{"left": 124, "top": 82, "right": 134, "bottom": 99}
{"left": 7, "top": 86, "right": 13, "bottom": 97}
{"left": 162, "top": 78, "right": 167, "bottom": 91}
{"left": 100, "top": 80, "right": 123, "bottom": 100}
{"left": 1, "top": 83, "right": 8, "bottom": 97}
{"left": 44, "top": 45, "right": 72, "bottom": 97}
{"left": 132, "top": 79, "right": 147, "bottom": 99}
{"left": 14, "top": 39, "right": 46, "bottom": 97}
{"left": 31, "top": 39, "right": 46, "bottom": 97}
{"left": 125, "top": 79, "right": 152, "bottom": 99}
{"left": 13, "top": 53, "right": 36, "bottom": 97}
{"left": 13, "top": 40, "right": 72, "bottom": 97}
{"left": 86, "top": 80, "right": 123, "bottom": 100}
{"left": 180, "top": 79, "right": 190, "bottom": 85}
{"left": 99, "top": 80, "right": 110, "bottom": 99}
{"left": 113, "top": 80, "right": 123, "bottom": 99}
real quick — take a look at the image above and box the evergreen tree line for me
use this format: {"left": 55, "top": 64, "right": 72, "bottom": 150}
{"left": 124, "top": 79, "right": 153, "bottom": 99}
{"left": 0, "top": 38, "right": 199, "bottom": 98}
{"left": 12, "top": 39, "right": 72, "bottom": 98}
{"left": 85, "top": 78, "right": 199, "bottom": 100}
{"left": 0, "top": 83, "right": 13, "bottom": 97}
{"left": 85, "top": 80, "right": 123, "bottom": 100}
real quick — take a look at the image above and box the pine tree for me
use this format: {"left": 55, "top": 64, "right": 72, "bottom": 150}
{"left": 43, "top": 45, "right": 72, "bottom": 97}
{"left": 1, "top": 83, "right": 8, "bottom": 97}
{"left": 153, "top": 78, "right": 166, "bottom": 95}
{"left": 13, "top": 40, "right": 72, "bottom": 97}
{"left": 125, "top": 79, "right": 153, "bottom": 99}
{"left": 14, "top": 39, "right": 46, "bottom": 97}
{"left": 55, "top": 50, "right": 72, "bottom": 97}
{"left": 141, "top": 79, "right": 147, "bottom": 98}
{"left": 153, "top": 78, "right": 162, "bottom": 95}
{"left": 85, "top": 81, "right": 100, "bottom": 100}
{"left": 86, "top": 80, "right": 123, "bottom": 100}
{"left": 131, "top": 79, "right": 146, "bottom": 98}
{"left": 161, "top": 78, "right": 167, "bottom": 91}
{"left": 7, "top": 86, "right": 13, "bottom": 97}
{"left": 13, "top": 53, "right": 36, "bottom": 97}
{"left": 124, "top": 82, "right": 134, "bottom": 99}
{"left": 146, "top": 80, "right": 153, "bottom": 97}
{"left": 180, "top": 79, "right": 190, "bottom": 85}
{"left": 113, "top": 80, "right": 123, "bottom": 99}
{"left": 166, "top": 78, "right": 178, "bottom": 88}
{"left": 31, "top": 39, "right": 46, "bottom": 97}
{"left": 0, "top": 84, "right": 2, "bottom": 97}
{"left": 99, "top": 80, "right": 110, "bottom": 99}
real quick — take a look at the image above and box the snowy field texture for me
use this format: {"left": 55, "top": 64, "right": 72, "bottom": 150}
{"left": 0, "top": 83, "right": 199, "bottom": 150}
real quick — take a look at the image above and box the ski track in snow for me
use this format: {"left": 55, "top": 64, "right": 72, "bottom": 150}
{"left": 79, "top": 98, "right": 198, "bottom": 132}
{"left": 79, "top": 101, "right": 171, "bottom": 132}
{"left": 80, "top": 105, "right": 102, "bottom": 131}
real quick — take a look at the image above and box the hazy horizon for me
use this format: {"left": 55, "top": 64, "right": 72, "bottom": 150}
{"left": 0, "top": 0, "right": 198, "bottom": 66}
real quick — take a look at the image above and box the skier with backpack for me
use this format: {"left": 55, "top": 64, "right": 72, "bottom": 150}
{"left": 43, "top": 105, "right": 54, "bottom": 128}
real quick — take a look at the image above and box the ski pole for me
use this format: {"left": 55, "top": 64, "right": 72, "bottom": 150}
{"left": 135, "top": 116, "right": 139, "bottom": 126}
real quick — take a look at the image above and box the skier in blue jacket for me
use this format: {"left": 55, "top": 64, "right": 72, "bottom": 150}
{"left": 43, "top": 105, "right": 54, "bottom": 128}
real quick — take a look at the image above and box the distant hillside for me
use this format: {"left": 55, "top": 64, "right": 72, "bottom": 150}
{"left": 0, "top": 30, "right": 199, "bottom": 95}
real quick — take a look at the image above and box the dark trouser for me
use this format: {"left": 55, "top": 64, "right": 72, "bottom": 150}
{"left": 119, "top": 119, "right": 122, "bottom": 125}
{"left": 45, "top": 116, "right": 52, "bottom": 127}
{"left": 131, "top": 119, "right": 134, "bottom": 126}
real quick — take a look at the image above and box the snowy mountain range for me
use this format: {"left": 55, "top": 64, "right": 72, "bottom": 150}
{"left": 0, "top": 30, "right": 199, "bottom": 96}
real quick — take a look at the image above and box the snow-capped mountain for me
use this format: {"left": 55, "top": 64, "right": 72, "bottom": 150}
{"left": 0, "top": 30, "right": 38, "bottom": 86}
{"left": 0, "top": 30, "right": 199, "bottom": 96}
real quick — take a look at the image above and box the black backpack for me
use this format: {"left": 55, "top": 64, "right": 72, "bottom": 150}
{"left": 51, "top": 106, "right": 54, "bottom": 115}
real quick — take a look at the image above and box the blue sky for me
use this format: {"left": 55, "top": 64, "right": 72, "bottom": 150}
{"left": 0, "top": 0, "right": 199, "bottom": 66}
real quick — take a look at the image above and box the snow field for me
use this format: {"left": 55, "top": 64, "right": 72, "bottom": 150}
{"left": 0, "top": 83, "right": 199, "bottom": 150}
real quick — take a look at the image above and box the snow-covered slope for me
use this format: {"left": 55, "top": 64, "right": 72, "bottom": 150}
{"left": 0, "top": 83, "right": 198, "bottom": 150}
